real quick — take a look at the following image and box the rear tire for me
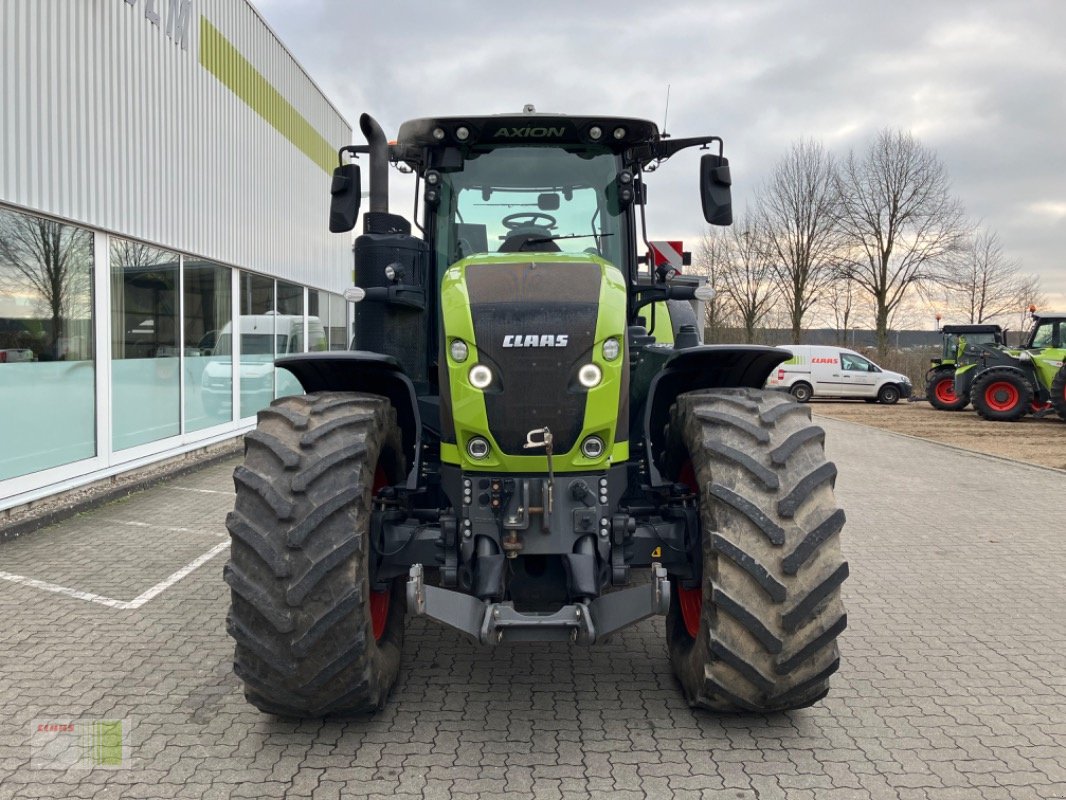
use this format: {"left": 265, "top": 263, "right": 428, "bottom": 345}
{"left": 971, "top": 368, "right": 1033, "bottom": 422}
{"left": 1052, "top": 365, "right": 1066, "bottom": 421}
{"left": 225, "top": 392, "right": 406, "bottom": 717}
{"left": 664, "top": 388, "right": 848, "bottom": 712}
{"left": 926, "top": 370, "right": 967, "bottom": 411}
{"left": 789, "top": 382, "right": 812, "bottom": 403}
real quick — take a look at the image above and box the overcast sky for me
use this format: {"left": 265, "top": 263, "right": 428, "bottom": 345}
{"left": 254, "top": 0, "right": 1066, "bottom": 316}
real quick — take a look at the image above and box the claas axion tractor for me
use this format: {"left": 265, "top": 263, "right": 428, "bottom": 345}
{"left": 224, "top": 108, "right": 849, "bottom": 717}
{"left": 925, "top": 324, "right": 1006, "bottom": 411}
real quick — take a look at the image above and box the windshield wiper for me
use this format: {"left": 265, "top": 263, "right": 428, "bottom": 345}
{"left": 526, "top": 233, "right": 615, "bottom": 244}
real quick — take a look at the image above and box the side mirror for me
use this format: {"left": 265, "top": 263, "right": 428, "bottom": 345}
{"left": 328, "top": 163, "right": 361, "bottom": 233}
{"left": 700, "top": 154, "right": 732, "bottom": 226}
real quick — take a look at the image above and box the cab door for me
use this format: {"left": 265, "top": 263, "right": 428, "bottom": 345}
{"left": 839, "top": 352, "right": 879, "bottom": 397}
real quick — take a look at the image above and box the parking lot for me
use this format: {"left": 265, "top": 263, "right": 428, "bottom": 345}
{"left": 0, "top": 419, "right": 1064, "bottom": 800}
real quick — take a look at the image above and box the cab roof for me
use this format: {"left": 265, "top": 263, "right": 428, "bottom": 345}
{"left": 941, "top": 324, "right": 1003, "bottom": 334}
{"left": 391, "top": 113, "right": 685, "bottom": 170}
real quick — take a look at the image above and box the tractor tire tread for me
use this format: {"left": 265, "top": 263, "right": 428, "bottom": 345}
{"left": 665, "top": 387, "right": 848, "bottom": 713}
{"left": 226, "top": 391, "right": 405, "bottom": 718}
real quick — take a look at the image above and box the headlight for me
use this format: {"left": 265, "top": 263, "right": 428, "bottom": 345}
{"left": 578, "top": 363, "right": 602, "bottom": 388}
{"left": 602, "top": 338, "right": 621, "bottom": 361}
{"left": 469, "top": 364, "right": 493, "bottom": 389}
{"left": 467, "top": 436, "right": 490, "bottom": 459}
{"left": 450, "top": 339, "right": 469, "bottom": 363}
{"left": 580, "top": 436, "right": 605, "bottom": 458}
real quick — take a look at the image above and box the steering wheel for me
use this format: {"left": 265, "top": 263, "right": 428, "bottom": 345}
{"left": 502, "top": 212, "right": 557, "bottom": 231}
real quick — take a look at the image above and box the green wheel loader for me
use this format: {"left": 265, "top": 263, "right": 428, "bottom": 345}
{"left": 224, "top": 109, "right": 849, "bottom": 717}
{"left": 925, "top": 324, "right": 1005, "bottom": 411}
{"left": 959, "top": 312, "right": 1066, "bottom": 421}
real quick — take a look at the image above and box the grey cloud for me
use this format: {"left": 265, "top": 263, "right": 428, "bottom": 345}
{"left": 254, "top": 0, "right": 1066, "bottom": 303}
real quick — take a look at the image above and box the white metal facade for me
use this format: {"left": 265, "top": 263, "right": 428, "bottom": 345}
{"left": 0, "top": 0, "right": 354, "bottom": 511}
{"left": 0, "top": 0, "right": 351, "bottom": 292}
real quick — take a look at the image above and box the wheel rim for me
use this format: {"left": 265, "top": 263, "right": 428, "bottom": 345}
{"left": 676, "top": 459, "right": 702, "bottom": 640}
{"left": 934, "top": 378, "right": 956, "bottom": 403}
{"left": 985, "top": 381, "right": 1019, "bottom": 412}
{"left": 370, "top": 464, "right": 390, "bottom": 642}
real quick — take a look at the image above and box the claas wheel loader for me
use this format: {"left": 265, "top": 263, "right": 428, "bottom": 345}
{"left": 224, "top": 108, "right": 849, "bottom": 717}
{"left": 959, "top": 312, "right": 1066, "bottom": 421}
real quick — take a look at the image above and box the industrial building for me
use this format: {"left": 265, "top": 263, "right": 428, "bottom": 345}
{"left": 0, "top": 0, "right": 352, "bottom": 510}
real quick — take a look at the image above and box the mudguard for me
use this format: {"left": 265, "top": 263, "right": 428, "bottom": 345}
{"left": 276, "top": 351, "right": 421, "bottom": 485}
{"left": 642, "top": 345, "right": 790, "bottom": 485}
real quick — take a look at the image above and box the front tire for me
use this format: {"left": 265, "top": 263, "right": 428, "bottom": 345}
{"left": 926, "top": 370, "right": 967, "bottom": 411}
{"left": 225, "top": 392, "right": 406, "bottom": 717}
{"left": 971, "top": 368, "right": 1033, "bottom": 422}
{"left": 877, "top": 384, "right": 901, "bottom": 405}
{"left": 1052, "top": 365, "right": 1066, "bottom": 421}
{"left": 664, "top": 388, "right": 849, "bottom": 712}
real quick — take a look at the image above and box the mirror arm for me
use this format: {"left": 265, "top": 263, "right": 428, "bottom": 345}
{"left": 338, "top": 144, "right": 370, "bottom": 166}
{"left": 653, "top": 135, "right": 723, "bottom": 161}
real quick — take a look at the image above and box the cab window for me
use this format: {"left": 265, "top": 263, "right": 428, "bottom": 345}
{"left": 1030, "top": 321, "right": 1059, "bottom": 348}
{"left": 840, "top": 353, "right": 877, "bottom": 372}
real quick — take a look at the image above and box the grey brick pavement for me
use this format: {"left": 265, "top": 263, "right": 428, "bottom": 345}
{"left": 0, "top": 418, "right": 1064, "bottom": 799}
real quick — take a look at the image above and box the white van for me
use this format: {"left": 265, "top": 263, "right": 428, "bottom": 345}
{"left": 765, "top": 345, "right": 912, "bottom": 404}
{"left": 200, "top": 314, "right": 327, "bottom": 415}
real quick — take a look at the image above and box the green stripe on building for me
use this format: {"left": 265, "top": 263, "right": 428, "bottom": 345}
{"left": 199, "top": 16, "right": 337, "bottom": 174}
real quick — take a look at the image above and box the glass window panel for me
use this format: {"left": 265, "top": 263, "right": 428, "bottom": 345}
{"left": 110, "top": 238, "right": 180, "bottom": 450}
{"left": 0, "top": 207, "right": 95, "bottom": 480}
{"left": 275, "top": 280, "right": 305, "bottom": 398}
{"left": 308, "top": 288, "right": 323, "bottom": 320}
{"left": 184, "top": 260, "right": 232, "bottom": 432}
{"left": 328, "top": 294, "right": 346, "bottom": 351}
{"left": 238, "top": 272, "right": 275, "bottom": 418}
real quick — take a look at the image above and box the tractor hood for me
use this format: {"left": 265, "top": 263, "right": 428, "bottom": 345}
{"left": 439, "top": 253, "right": 629, "bottom": 471}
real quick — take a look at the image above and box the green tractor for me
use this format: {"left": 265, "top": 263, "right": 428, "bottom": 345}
{"left": 959, "top": 312, "right": 1066, "bottom": 421}
{"left": 224, "top": 109, "right": 849, "bottom": 717}
{"left": 925, "top": 324, "right": 1005, "bottom": 411}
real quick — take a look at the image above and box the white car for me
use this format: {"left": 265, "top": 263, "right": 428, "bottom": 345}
{"left": 0, "top": 348, "right": 34, "bottom": 363}
{"left": 765, "top": 344, "right": 912, "bottom": 404}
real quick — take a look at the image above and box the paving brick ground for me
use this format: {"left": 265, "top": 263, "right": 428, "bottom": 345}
{"left": 0, "top": 417, "right": 1064, "bottom": 799}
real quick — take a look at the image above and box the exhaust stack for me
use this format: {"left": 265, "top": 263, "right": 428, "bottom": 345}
{"left": 360, "top": 113, "right": 389, "bottom": 215}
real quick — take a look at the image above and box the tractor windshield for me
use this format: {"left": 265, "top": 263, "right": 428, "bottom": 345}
{"left": 1028, "top": 319, "right": 1060, "bottom": 349}
{"left": 433, "top": 145, "right": 628, "bottom": 273}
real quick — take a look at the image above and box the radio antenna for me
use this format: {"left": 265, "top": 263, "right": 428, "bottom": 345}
{"left": 661, "top": 84, "right": 671, "bottom": 138}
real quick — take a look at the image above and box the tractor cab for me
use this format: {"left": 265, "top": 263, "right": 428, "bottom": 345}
{"left": 937, "top": 324, "right": 1005, "bottom": 364}
{"left": 1024, "top": 313, "right": 1065, "bottom": 349}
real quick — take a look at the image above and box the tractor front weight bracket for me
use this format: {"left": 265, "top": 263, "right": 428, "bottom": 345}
{"left": 406, "top": 563, "right": 670, "bottom": 645}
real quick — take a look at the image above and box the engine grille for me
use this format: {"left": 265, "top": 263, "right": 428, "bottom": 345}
{"left": 466, "top": 261, "right": 601, "bottom": 455}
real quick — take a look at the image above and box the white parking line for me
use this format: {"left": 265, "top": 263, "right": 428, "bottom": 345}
{"left": 170, "top": 486, "right": 233, "bottom": 495}
{"left": 112, "top": 520, "right": 215, "bottom": 535}
{"left": 0, "top": 541, "right": 230, "bottom": 610}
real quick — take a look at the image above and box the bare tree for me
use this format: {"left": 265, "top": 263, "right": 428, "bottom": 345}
{"left": 822, "top": 267, "right": 857, "bottom": 346}
{"left": 692, "top": 228, "right": 734, "bottom": 342}
{"left": 0, "top": 213, "right": 92, "bottom": 359}
{"left": 836, "top": 129, "right": 967, "bottom": 357}
{"left": 944, "top": 229, "right": 1027, "bottom": 323}
{"left": 758, "top": 138, "right": 841, "bottom": 344}
{"left": 1015, "top": 274, "right": 1047, "bottom": 341}
{"left": 701, "top": 218, "right": 777, "bottom": 343}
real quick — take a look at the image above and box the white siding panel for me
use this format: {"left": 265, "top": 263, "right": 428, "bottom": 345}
{"left": 0, "top": 0, "right": 352, "bottom": 292}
